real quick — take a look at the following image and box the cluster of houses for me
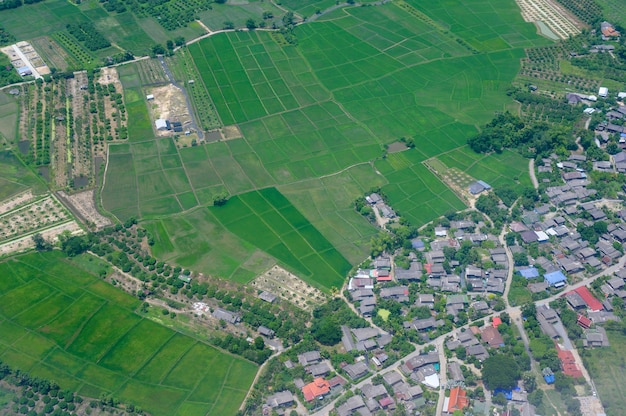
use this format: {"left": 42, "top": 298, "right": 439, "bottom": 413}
{"left": 365, "top": 193, "right": 395, "bottom": 219}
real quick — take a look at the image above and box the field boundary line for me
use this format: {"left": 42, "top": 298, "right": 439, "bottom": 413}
{"left": 94, "top": 318, "right": 144, "bottom": 366}
{"left": 62, "top": 300, "right": 108, "bottom": 350}
{"left": 127, "top": 329, "right": 178, "bottom": 378}
{"left": 155, "top": 341, "right": 206, "bottom": 385}
{"left": 99, "top": 146, "right": 121, "bottom": 223}
{"left": 206, "top": 359, "right": 235, "bottom": 415}
{"left": 9, "top": 290, "right": 63, "bottom": 325}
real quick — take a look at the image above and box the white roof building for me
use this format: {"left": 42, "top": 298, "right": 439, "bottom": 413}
{"left": 599, "top": 87, "right": 609, "bottom": 98}
{"left": 155, "top": 119, "right": 168, "bottom": 130}
{"left": 146, "top": 94, "right": 154, "bottom": 100}
{"left": 618, "top": 92, "right": 626, "bottom": 99}
{"left": 588, "top": 95, "right": 598, "bottom": 102}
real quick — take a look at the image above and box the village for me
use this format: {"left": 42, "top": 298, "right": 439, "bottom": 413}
{"left": 243, "top": 84, "right": 626, "bottom": 414}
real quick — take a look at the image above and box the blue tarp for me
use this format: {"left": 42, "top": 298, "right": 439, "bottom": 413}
{"left": 493, "top": 388, "right": 513, "bottom": 400}
{"left": 544, "top": 270, "right": 567, "bottom": 286}
{"left": 517, "top": 267, "right": 540, "bottom": 279}
{"left": 544, "top": 374, "right": 555, "bottom": 384}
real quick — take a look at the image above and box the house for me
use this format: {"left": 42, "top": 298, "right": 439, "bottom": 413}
{"left": 308, "top": 362, "right": 331, "bottom": 377}
{"left": 265, "top": 390, "right": 294, "bottom": 408}
{"left": 383, "top": 371, "right": 403, "bottom": 387}
{"left": 544, "top": 270, "right": 567, "bottom": 287}
{"left": 601, "top": 21, "right": 620, "bottom": 40}
{"left": 599, "top": 87, "right": 609, "bottom": 98}
{"left": 258, "top": 325, "right": 274, "bottom": 338}
{"left": 146, "top": 94, "right": 154, "bottom": 100}
{"left": 468, "top": 180, "right": 491, "bottom": 195}
{"left": 362, "top": 383, "right": 387, "bottom": 401}
{"left": 337, "top": 396, "right": 366, "bottom": 416}
{"left": 447, "top": 386, "right": 469, "bottom": 413}
{"left": 583, "top": 327, "right": 610, "bottom": 347}
{"left": 517, "top": 267, "right": 539, "bottom": 279}
{"left": 212, "top": 308, "right": 240, "bottom": 324}
{"left": 380, "top": 286, "right": 409, "bottom": 302}
{"left": 448, "top": 362, "right": 464, "bottom": 382}
{"left": 395, "top": 262, "right": 422, "bottom": 281}
{"left": 416, "top": 293, "right": 435, "bottom": 309}
{"left": 343, "top": 361, "right": 369, "bottom": 380}
{"left": 298, "top": 351, "right": 321, "bottom": 366}
{"left": 366, "top": 193, "right": 382, "bottom": 204}
{"left": 577, "top": 314, "right": 592, "bottom": 329}
{"left": 566, "top": 292, "right": 587, "bottom": 309}
{"left": 302, "top": 378, "right": 330, "bottom": 401}
{"left": 466, "top": 344, "right": 489, "bottom": 361}
{"left": 481, "top": 326, "right": 504, "bottom": 348}
{"left": 607, "top": 277, "right": 625, "bottom": 291}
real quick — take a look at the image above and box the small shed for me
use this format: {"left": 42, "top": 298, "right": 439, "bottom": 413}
{"left": 146, "top": 94, "right": 154, "bottom": 100}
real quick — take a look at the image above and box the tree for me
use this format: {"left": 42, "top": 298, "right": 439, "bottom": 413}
{"left": 482, "top": 355, "right": 520, "bottom": 390}
{"left": 246, "top": 18, "right": 257, "bottom": 30}
{"left": 254, "top": 336, "right": 264, "bottom": 350}
{"left": 513, "top": 251, "right": 529, "bottom": 266}
{"left": 151, "top": 44, "right": 166, "bottom": 56}
{"left": 32, "top": 233, "right": 51, "bottom": 251}
{"left": 212, "top": 192, "right": 229, "bottom": 206}
{"left": 311, "top": 316, "right": 341, "bottom": 345}
{"left": 59, "top": 235, "right": 90, "bottom": 257}
{"left": 523, "top": 372, "right": 536, "bottom": 392}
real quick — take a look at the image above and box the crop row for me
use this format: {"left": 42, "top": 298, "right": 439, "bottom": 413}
{"left": 555, "top": 0, "right": 603, "bottom": 25}
{"left": 66, "top": 22, "right": 111, "bottom": 51}
{"left": 52, "top": 32, "right": 94, "bottom": 68}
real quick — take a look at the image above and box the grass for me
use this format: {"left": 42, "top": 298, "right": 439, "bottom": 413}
{"left": 209, "top": 188, "right": 351, "bottom": 291}
{"left": 101, "top": 0, "right": 550, "bottom": 286}
{"left": 0, "top": 251, "right": 257, "bottom": 416}
{"left": 584, "top": 328, "right": 626, "bottom": 416}
{"left": 0, "top": 150, "right": 48, "bottom": 199}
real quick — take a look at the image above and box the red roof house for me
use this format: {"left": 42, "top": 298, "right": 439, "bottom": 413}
{"left": 556, "top": 345, "right": 583, "bottom": 378}
{"left": 448, "top": 386, "right": 469, "bottom": 412}
{"left": 302, "top": 378, "right": 330, "bottom": 402}
{"left": 577, "top": 314, "right": 592, "bottom": 329}
{"left": 492, "top": 316, "right": 502, "bottom": 328}
{"left": 573, "top": 287, "right": 603, "bottom": 311}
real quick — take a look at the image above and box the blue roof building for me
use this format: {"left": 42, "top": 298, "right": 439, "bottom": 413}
{"left": 544, "top": 270, "right": 567, "bottom": 287}
{"left": 517, "top": 267, "right": 539, "bottom": 279}
{"left": 411, "top": 238, "right": 425, "bottom": 250}
{"left": 544, "top": 374, "right": 555, "bottom": 384}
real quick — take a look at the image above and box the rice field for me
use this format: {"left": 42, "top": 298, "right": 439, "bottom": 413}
{"left": 0, "top": 251, "right": 257, "bottom": 416}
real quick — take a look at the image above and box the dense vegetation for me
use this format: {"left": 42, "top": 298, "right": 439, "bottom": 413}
{"left": 66, "top": 22, "right": 111, "bottom": 51}
{"left": 0, "top": 0, "right": 44, "bottom": 10}
{"left": 468, "top": 111, "right": 577, "bottom": 157}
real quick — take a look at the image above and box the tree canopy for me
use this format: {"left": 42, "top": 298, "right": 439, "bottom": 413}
{"left": 482, "top": 354, "right": 521, "bottom": 390}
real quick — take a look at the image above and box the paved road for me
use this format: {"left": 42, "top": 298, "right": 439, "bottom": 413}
{"left": 157, "top": 56, "right": 204, "bottom": 140}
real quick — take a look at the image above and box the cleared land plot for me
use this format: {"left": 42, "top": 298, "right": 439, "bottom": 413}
{"left": 584, "top": 329, "right": 626, "bottom": 416}
{"left": 209, "top": 188, "right": 351, "bottom": 291}
{"left": 0, "top": 251, "right": 257, "bottom": 416}
{"left": 515, "top": 0, "right": 582, "bottom": 39}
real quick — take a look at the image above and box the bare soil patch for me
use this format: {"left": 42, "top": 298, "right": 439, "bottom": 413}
{"left": 387, "top": 141, "right": 408, "bottom": 153}
{"left": 0, "top": 220, "right": 82, "bottom": 257}
{"left": 147, "top": 84, "right": 191, "bottom": 137}
{"left": 57, "top": 189, "right": 112, "bottom": 229}
{"left": 0, "top": 190, "right": 34, "bottom": 215}
{"left": 0, "top": 195, "right": 71, "bottom": 242}
{"left": 222, "top": 125, "right": 242, "bottom": 140}
{"left": 250, "top": 265, "right": 327, "bottom": 311}
{"left": 515, "top": 0, "right": 583, "bottom": 39}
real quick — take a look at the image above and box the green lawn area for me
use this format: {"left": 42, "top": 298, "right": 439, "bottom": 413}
{"left": 0, "top": 251, "right": 257, "bottom": 416}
